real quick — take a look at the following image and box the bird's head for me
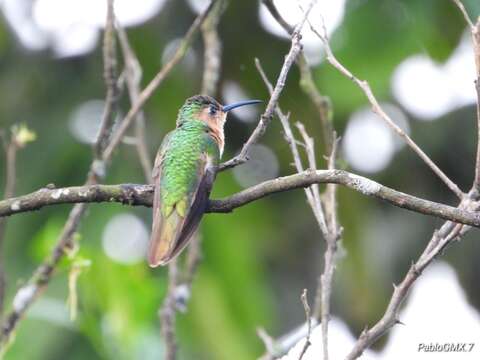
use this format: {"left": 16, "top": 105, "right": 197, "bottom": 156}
{"left": 178, "top": 95, "right": 261, "bottom": 128}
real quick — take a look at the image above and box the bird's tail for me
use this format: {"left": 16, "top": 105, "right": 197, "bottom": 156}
{"left": 148, "top": 208, "right": 182, "bottom": 267}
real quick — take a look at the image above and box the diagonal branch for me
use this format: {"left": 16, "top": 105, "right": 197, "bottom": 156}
{"left": 261, "top": 0, "right": 334, "bottom": 154}
{"left": 345, "top": 197, "right": 477, "bottom": 359}
{"left": 218, "top": 0, "right": 317, "bottom": 171}
{"left": 309, "top": 16, "right": 464, "bottom": 199}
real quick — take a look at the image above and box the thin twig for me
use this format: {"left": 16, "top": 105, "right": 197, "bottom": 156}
{"left": 317, "top": 138, "right": 341, "bottom": 360}
{"left": 256, "top": 57, "right": 339, "bottom": 359}
{"left": 200, "top": 0, "right": 225, "bottom": 95}
{"left": 451, "top": 0, "right": 475, "bottom": 29}
{"left": 219, "top": 0, "right": 318, "bottom": 171}
{"left": 116, "top": 23, "right": 152, "bottom": 182}
{"left": 295, "top": 123, "right": 323, "bottom": 218}
{"left": 254, "top": 59, "right": 328, "bottom": 236}
{"left": 298, "top": 289, "right": 312, "bottom": 360}
{"left": 0, "top": 134, "right": 18, "bottom": 319}
{"left": 257, "top": 327, "right": 278, "bottom": 360}
{"left": 345, "top": 194, "right": 479, "bottom": 359}
{"left": 261, "top": 0, "right": 334, "bottom": 154}
{"left": 95, "top": 0, "right": 119, "bottom": 159}
{"left": 102, "top": 1, "right": 217, "bottom": 161}
{"left": 309, "top": 16, "right": 464, "bottom": 199}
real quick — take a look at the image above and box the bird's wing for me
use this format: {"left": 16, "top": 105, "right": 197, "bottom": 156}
{"left": 148, "top": 150, "right": 216, "bottom": 267}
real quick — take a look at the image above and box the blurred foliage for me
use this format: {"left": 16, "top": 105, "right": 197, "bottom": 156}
{"left": 1, "top": 0, "right": 480, "bottom": 359}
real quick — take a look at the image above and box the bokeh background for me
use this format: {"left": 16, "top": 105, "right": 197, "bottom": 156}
{"left": 1, "top": 0, "right": 480, "bottom": 359}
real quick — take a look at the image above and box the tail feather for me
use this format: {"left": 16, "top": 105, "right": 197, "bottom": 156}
{"left": 148, "top": 209, "right": 182, "bottom": 267}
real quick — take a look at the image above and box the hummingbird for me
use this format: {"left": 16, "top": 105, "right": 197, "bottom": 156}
{"left": 148, "top": 95, "right": 262, "bottom": 267}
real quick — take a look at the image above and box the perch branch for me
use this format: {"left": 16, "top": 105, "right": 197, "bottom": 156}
{"left": 0, "top": 171, "right": 479, "bottom": 228}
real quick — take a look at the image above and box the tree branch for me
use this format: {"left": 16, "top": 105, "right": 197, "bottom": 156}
{"left": 0, "top": 170, "right": 479, "bottom": 228}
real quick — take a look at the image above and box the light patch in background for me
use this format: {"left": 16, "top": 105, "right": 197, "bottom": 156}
{"left": 258, "top": 0, "right": 346, "bottom": 65}
{"left": 102, "top": 213, "right": 149, "bottom": 265}
{"left": 185, "top": 0, "right": 210, "bottom": 14}
{"left": 392, "top": 33, "right": 476, "bottom": 120}
{"left": 342, "top": 104, "right": 409, "bottom": 173}
{"left": 222, "top": 81, "right": 259, "bottom": 123}
{"left": 69, "top": 100, "right": 106, "bottom": 144}
{"left": 161, "top": 38, "right": 197, "bottom": 70}
{"left": 2, "top": 0, "right": 167, "bottom": 57}
{"left": 2, "top": 0, "right": 48, "bottom": 50}
{"left": 382, "top": 262, "right": 480, "bottom": 359}
{"left": 233, "top": 144, "right": 279, "bottom": 188}
{"left": 283, "top": 262, "right": 480, "bottom": 359}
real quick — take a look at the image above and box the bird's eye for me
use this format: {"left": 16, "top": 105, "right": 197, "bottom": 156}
{"left": 209, "top": 106, "right": 217, "bottom": 115}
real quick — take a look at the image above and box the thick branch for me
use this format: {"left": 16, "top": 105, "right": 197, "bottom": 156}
{"left": 1, "top": 171, "right": 480, "bottom": 228}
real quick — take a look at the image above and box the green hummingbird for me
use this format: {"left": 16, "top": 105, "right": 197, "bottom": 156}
{"left": 148, "top": 95, "right": 261, "bottom": 267}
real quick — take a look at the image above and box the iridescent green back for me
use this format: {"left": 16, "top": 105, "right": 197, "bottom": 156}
{"left": 160, "top": 120, "right": 220, "bottom": 215}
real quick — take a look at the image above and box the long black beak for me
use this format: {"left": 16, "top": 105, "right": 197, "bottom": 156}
{"left": 223, "top": 99, "right": 262, "bottom": 112}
